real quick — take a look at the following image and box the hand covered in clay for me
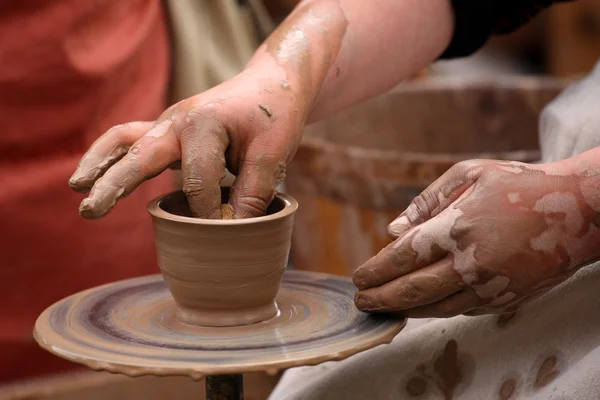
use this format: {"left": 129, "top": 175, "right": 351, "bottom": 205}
{"left": 68, "top": 0, "right": 350, "bottom": 220}
{"left": 69, "top": 67, "right": 304, "bottom": 220}
{"left": 68, "top": 0, "right": 456, "bottom": 219}
{"left": 353, "top": 158, "right": 600, "bottom": 317}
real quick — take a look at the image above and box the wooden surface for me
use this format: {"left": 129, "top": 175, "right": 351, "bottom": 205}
{"left": 0, "top": 370, "right": 279, "bottom": 400}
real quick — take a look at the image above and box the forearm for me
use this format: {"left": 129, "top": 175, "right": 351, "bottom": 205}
{"left": 246, "top": 0, "right": 454, "bottom": 123}
{"left": 552, "top": 146, "right": 600, "bottom": 266}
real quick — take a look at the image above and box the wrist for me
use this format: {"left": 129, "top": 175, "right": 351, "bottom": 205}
{"left": 246, "top": 1, "right": 348, "bottom": 120}
{"left": 542, "top": 147, "right": 600, "bottom": 177}
{"left": 244, "top": 47, "right": 325, "bottom": 123}
{"left": 537, "top": 152, "right": 600, "bottom": 268}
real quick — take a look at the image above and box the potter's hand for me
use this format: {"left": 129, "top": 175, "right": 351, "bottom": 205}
{"left": 69, "top": 0, "right": 456, "bottom": 219}
{"left": 353, "top": 158, "right": 600, "bottom": 317}
{"left": 69, "top": 68, "right": 304, "bottom": 219}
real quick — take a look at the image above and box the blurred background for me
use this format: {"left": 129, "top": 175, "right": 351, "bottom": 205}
{"left": 1, "top": 0, "right": 599, "bottom": 399}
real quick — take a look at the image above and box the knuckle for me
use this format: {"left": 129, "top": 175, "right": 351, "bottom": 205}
{"left": 207, "top": 147, "right": 226, "bottom": 164}
{"left": 187, "top": 102, "right": 223, "bottom": 123}
{"left": 398, "top": 281, "right": 423, "bottom": 304}
{"left": 454, "top": 159, "right": 483, "bottom": 172}
{"left": 128, "top": 143, "right": 143, "bottom": 156}
{"left": 409, "top": 191, "right": 436, "bottom": 222}
{"left": 106, "top": 124, "right": 128, "bottom": 141}
{"left": 182, "top": 177, "right": 208, "bottom": 198}
{"left": 236, "top": 194, "right": 270, "bottom": 217}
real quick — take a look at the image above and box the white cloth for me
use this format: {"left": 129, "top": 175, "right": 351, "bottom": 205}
{"left": 269, "top": 62, "right": 600, "bottom": 400}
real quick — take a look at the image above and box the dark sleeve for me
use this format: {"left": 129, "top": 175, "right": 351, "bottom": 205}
{"left": 439, "top": 0, "right": 575, "bottom": 59}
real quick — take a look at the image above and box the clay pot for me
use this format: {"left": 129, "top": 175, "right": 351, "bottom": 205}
{"left": 286, "top": 76, "right": 570, "bottom": 277}
{"left": 147, "top": 189, "right": 298, "bottom": 327}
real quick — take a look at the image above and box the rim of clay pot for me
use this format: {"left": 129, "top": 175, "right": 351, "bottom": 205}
{"left": 147, "top": 190, "right": 298, "bottom": 225}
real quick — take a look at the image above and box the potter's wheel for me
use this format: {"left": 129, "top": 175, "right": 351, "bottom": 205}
{"left": 34, "top": 270, "right": 405, "bottom": 380}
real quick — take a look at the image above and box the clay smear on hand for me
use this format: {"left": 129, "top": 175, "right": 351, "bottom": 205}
{"left": 354, "top": 160, "right": 600, "bottom": 317}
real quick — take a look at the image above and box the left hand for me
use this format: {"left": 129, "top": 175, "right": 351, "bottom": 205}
{"left": 353, "top": 159, "right": 600, "bottom": 318}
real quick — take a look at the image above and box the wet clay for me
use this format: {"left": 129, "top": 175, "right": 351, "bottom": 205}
{"left": 147, "top": 189, "right": 298, "bottom": 327}
{"left": 220, "top": 204, "right": 235, "bottom": 220}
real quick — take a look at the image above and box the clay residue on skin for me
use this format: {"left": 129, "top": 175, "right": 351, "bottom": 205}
{"left": 354, "top": 160, "right": 600, "bottom": 316}
{"left": 507, "top": 192, "right": 521, "bottom": 204}
{"left": 145, "top": 118, "right": 173, "bottom": 138}
{"left": 265, "top": 0, "right": 348, "bottom": 119}
{"left": 259, "top": 103, "right": 273, "bottom": 118}
{"left": 533, "top": 192, "right": 584, "bottom": 234}
{"left": 497, "top": 165, "right": 524, "bottom": 174}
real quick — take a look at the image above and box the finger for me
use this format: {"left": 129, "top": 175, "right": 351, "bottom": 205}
{"left": 229, "top": 145, "right": 286, "bottom": 219}
{"left": 353, "top": 220, "right": 447, "bottom": 290}
{"left": 354, "top": 258, "right": 463, "bottom": 312}
{"left": 180, "top": 112, "right": 230, "bottom": 219}
{"left": 387, "top": 159, "right": 488, "bottom": 238}
{"left": 79, "top": 120, "right": 181, "bottom": 219}
{"left": 69, "top": 121, "right": 154, "bottom": 193}
{"left": 401, "top": 288, "right": 479, "bottom": 318}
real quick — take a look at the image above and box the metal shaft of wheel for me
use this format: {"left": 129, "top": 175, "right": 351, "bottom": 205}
{"left": 206, "top": 374, "right": 243, "bottom": 400}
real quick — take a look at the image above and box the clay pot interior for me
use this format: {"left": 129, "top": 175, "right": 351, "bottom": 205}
{"left": 147, "top": 188, "right": 297, "bottom": 327}
{"left": 159, "top": 187, "right": 286, "bottom": 218}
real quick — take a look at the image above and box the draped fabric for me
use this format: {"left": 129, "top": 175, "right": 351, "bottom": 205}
{"left": 0, "top": 0, "right": 173, "bottom": 381}
{"left": 270, "top": 62, "right": 600, "bottom": 400}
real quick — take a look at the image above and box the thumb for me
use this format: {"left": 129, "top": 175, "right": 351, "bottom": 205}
{"left": 388, "top": 159, "right": 487, "bottom": 237}
{"left": 229, "top": 149, "right": 287, "bottom": 218}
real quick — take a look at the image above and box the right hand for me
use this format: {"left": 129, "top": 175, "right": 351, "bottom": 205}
{"left": 69, "top": 67, "right": 306, "bottom": 220}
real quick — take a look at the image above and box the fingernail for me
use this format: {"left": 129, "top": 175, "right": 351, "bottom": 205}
{"left": 354, "top": 279, "right": 367, "bottom": 290}
{"left": 69, "top": 176, "right": 86, "bottom": 190}
{"left": 388, "top": 215, "right": 410, "bottom": 237}
{"left": 354, "top": 293, "right": 376, "bottom": 311}
{"left": 79, "top": 197, "right": 109, "bottom": 220}
{"left": 69, "top": 171, "right": 94, "bottom": 193}
{"left": 79, "top": 198, "right": 98, "bottom": 220}
{"left": 355, "top": 294, "right": 368, "bottom": 310}
{"left": 68, "top": 176, "right": 79, "bottom": 189}
{"left": 352, "top": 273, "right": 368, "bottom": 290}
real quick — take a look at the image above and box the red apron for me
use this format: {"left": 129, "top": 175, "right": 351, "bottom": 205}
{"left": 0, "top": 0, "right": 173, "bottom": 381}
